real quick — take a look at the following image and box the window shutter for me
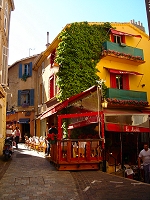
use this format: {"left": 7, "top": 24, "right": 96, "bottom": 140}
{"left": 110, "top": 33, "right": 114, "bottom": 42}
{"left": 29, "top": 62, "right": 32, "bottom": 76}
{"left": 123, "top": 74, "right": 129, "bottom": 90}
{"left": 19, "top": 64, "right": 22, "bottom": 78}
{"left": 110, "top": 73, "right": 116, "bottom": 88}
{"left": 30, "top": 89, "right": 34, "bottom": 106}
{"left": 18, "top": 90, "right": 21, "bottom": 106}
{"left": 122, "top": 35, "right": 125, "bottom": 43}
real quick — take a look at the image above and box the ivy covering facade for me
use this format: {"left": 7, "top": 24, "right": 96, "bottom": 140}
{"left": 55, "top": 22, "right": 112, "bottom": 101}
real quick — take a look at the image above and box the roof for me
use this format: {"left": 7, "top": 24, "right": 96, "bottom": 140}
{"left": 8, "top": 54, "right": 39, "bottom": 69}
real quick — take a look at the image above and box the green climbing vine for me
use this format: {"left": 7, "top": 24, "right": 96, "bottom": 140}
{"left": 55, "top": 22, "right": 112, "bottom": 101}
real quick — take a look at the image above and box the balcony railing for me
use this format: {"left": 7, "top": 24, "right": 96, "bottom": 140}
{"left": 106, "top": 88, "right": 148, "bottom": 107}
{"left": 101, "top": 41, "right": 144, "bottom": 64}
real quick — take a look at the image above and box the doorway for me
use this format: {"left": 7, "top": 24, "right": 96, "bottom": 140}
{"left": 21, "top": 123, "right": 30, "bottom": 142}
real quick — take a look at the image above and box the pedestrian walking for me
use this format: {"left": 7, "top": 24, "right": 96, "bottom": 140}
{"left": 45, "top": 123, "right": 58, "bottom": 156}
{"left": 14, "top": 127, "right": 21, "bottom": 149}
{"left": 138, "top": 143, "right": 150, "bottom": 183}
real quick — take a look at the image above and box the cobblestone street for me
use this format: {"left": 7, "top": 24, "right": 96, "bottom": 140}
{"left": 0, "top": 144, "right": 150, "bottom": 200}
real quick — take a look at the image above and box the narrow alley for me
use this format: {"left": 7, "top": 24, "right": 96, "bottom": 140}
{"left": 0, "top": 144, "right": 150, "bottom": 200}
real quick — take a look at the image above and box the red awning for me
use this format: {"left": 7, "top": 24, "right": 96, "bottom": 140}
{"left": 40, "top": 102, "right": 67, "bottom": 120}
{"left": 110, "top": 29, "right": 142, "bottom": 38}
{"left": 40, "top": 85, "right": 97, "bottom": 120}
{"left": 104, "top": 67, "right": 143, "bottom": 75}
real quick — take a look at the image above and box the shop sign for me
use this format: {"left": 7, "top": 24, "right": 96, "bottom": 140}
{"left": 68, "top": 116, "right": 98, "bottom": 129}
{"left": 105, "top": 123, "right": 150, "bottom": 132}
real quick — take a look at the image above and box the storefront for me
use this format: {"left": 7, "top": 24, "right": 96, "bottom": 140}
{"left": 41, "top": 86, "right": 150, "bottom": 171}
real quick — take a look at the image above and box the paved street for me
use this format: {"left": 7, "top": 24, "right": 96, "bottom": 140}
{"left": 0, "top": 144, "right": 150, "bottom": 200}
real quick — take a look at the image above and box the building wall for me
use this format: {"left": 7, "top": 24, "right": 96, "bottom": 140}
{"left": 7, "top": 56, "right": 38, "bottom": 138}
{"left": 0, "top": 0, "right": 14, "bottom": 155}
{"left": 97, "top": 22, "right": 150, "bottom": 105}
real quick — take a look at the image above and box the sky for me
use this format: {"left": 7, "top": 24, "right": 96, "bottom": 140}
{"left": 8, "top": 0, "right": 148, "bottom": 65}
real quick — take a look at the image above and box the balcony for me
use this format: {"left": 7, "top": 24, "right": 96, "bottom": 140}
{"left": 101, "top": 41, "right": 145, "bottom": 65}
{"left": 106, "top": 88, "right": 148, "bottom": 108}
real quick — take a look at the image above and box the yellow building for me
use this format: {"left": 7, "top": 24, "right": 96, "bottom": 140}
{"left": 33, "top": 21, "right": 150, "bottom": 167}
{"left": 98, "top": 21, "right": 149, "bottom": 101}
{"left": 0, "top": 0, "right": 14, "bottom": 155}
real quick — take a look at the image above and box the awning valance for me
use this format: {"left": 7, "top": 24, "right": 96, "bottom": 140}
{"left": 19, "top": 118, "right": 30, "bottom": 124}
{"left": 110, "top": 29, "right": 142, "bottom": 38}
{"left": 104, "top": 67, "right": 143, "bottom": 75}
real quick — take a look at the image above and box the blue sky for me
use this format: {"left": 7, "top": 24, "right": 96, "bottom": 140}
{"left": 8, "top": 0, "right": 148, "bottom": 65}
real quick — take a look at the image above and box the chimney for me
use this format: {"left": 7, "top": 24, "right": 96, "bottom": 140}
{"left": 46, "top": 32, "right": 50, "bottom": 48}
{"left": 130, "top": 19, "right": 145, "bottom": 32}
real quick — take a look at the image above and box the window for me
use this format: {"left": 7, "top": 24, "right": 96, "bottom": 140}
{"left": 19, "top": 62, "right": 32, "bottom": 78}
{"left": 18, "top": 89, "right": 34, "bottom": 107}
{"left": 114, "top": 35, "right": 122, "bottom": 43}
{"left": 24, "top": 64, "right": 30, "bottom": 75}
{"left": 111, "top": 33, "right": 125, "bottom": 44}
{"left": 116, "top": 75, "right": 123, "bottom": 89}
{"left": 110, "top": 73, "right": 129, "bottom": 90}
{"left": 49, "top": 75, "right": 59, "bottom": 99}
{"left": 2, "top": 46, "right": 8, "bottom": 85}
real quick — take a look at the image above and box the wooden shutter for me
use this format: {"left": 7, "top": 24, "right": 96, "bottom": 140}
{"left": 29, "top": 62, "right": 32, "bottom": 76}
{"left": 123, "top": 74, "right": 129, "bottom": 90}
{"left": 19, "top": 64, "right": 22, "bottom": 78}
{"left": 121, "top": 35, "right": 125, "bottom": 43}
{"left": 110, "top": 33, "right": 114, "bottom": 42}
{"left": 18, "top": 90, "right": 21, "bottom": 106}
{"left": 110, "top": 73, "right": 116, "bottom": 88}
{"left": 30, "top": 89, "right": 34, "bottom": 106}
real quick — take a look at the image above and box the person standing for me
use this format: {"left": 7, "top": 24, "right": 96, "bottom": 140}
{"left": 14, "top": 127, "right": 21, "bottom": 149}
{"left": 138, "top": 143, "right": 150, "bottom": 183}
{"left": 46, "top": 123, "right": 58, "bottom": 157}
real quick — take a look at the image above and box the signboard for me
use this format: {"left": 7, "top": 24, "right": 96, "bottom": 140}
{"left": 68, "top": 116, "right": 98, "bottom": 129}
{"left": 105, "top": 123, "right": 150, "bottom": 132}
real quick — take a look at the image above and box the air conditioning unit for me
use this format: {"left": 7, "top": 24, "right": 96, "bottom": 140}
{"left": 120, "top": 43, "right": 126, "bottom": 47}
